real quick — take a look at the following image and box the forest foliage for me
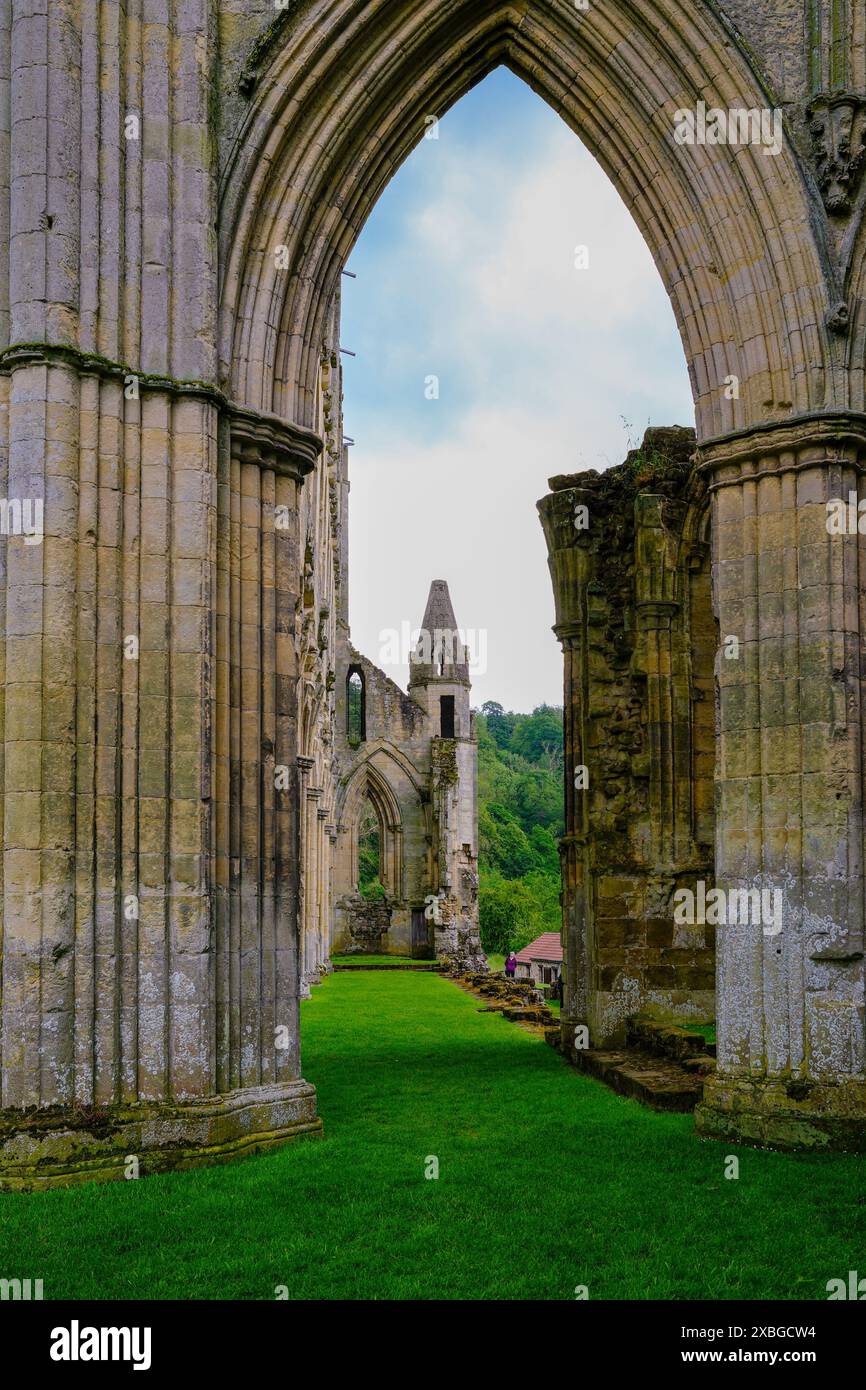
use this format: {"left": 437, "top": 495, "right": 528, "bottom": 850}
{"left": 476, "top": 702, "right": 564, "bottom": 954}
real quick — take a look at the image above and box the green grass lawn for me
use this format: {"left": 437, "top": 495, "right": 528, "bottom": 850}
{"left": 685, "top": 1022, "right": 717, "bottom": 1048}
{"left": 0, "top": 972, "right": 861, "bottom": 1300}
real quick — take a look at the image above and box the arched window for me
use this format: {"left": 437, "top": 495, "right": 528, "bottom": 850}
{"left": 347, "top": 667, "right": 365, "bottom": 744}
{"left": 357, "top": 793, "right": 384, "bottom": 898}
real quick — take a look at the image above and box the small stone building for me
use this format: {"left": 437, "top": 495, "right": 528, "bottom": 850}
{"left": 514, "top": 933, "right": 564, "bottom": 986}
{"left": 331, "top": 581, "right": 487, "bottom": 971}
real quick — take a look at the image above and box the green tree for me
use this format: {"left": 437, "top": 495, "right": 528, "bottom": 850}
{"left": 478, "top": 874, "right": 535, "bottom": 954}
{"left": 481, "top": 700, "right": 518, "bottom": 751}
{"left": 474, "top": 702, "right": 565, "bottom": 949}
{"left": 511, "top": 705, "right": 564, "bottom": 771}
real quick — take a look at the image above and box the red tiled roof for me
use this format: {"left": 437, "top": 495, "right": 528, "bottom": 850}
{"left": 514, "top": 932, "right": 563, "bottom": 964}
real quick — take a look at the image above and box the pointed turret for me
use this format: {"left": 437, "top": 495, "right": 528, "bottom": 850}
{"left": 408, "top": 579, "right": 470, "bottom": 685}
{"left": 407, "top": 580, "right": 485, "bottom": 972}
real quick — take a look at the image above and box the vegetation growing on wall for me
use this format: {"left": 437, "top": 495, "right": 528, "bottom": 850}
{"left": 475, "top": 702, "right": 564, "bottom": 954}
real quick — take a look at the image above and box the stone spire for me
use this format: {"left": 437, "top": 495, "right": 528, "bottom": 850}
{"left": 409, "top": 579, "right": 470, "bottom": 685}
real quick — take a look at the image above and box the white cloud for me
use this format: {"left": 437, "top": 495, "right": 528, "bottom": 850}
{"left": 343, "top": 75, "right": 694, "bottom": 711}
{"left": 348, "top": 403, "right": 564, "bottom": 711}
{"left": 413, "top": 130, "right": 671, "bottom": 336}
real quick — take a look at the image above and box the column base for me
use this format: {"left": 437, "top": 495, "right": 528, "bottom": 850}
{"left": 0, "top": 1081, "right": 322, "bottom": 1192}
{"left": 696, "top": 1073, "right": 866, "bottom": 1153}
{"left": 559, "top": 1013, "right": 580, "bottom": 1052}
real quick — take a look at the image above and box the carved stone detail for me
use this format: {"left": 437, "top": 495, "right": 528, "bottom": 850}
{"left": 807, "top": 93, "right": 866, "bottom": 215}
{"left": 227, "top": 402, "right": 323, "bottom": 479}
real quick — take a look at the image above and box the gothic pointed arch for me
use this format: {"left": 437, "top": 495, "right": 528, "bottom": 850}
{"left": 341, "top": 758, "right": 406, "bottom": 897}
{"left": 336, "top": 740, "right": 429, "bottom": 824}
{"left": 219, "top": 0, "right": 838, "bottom": 441}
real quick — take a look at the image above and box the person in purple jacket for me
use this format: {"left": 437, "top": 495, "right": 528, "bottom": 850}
{"left": 505, "top": 951, "right": 517, "bottom": 980}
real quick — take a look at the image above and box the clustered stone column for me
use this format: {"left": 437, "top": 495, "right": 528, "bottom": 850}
{"left": 0, "top": 357, "right": 226, "bottom": 1136}
{"left": 294, "top": 756, "right": 336, "bottom": 992}
{"left": 216, "top": 407, "right": 321, "bottom": 1100}
{"left": 0, "top": 0, "right": 331, "bottom": 1189}
{"left": 303, "top": 786, "right": 321, "bottom": 987}
{"left": 695, "top": 417, "right": 866, "bottom": 1151}
{"left": 296, "top": 756, "right": 314, "bottom": 996}
{"left": 0, "top": 383, "right": 325, "bottom": 1188}
{"left": 542, "top": 491, "right": 593, "bottom": 1051}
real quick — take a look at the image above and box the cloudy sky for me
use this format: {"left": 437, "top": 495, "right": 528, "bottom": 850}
{"left": 341, "top": 67, "right": 693, "bottom": 713}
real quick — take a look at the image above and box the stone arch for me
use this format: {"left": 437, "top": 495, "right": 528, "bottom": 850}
{"left": 219, "top": 0, "right": 839, "bottom": 441}
{"left": 843, "top": 215, "right": 866, "bottom": 407}
{"left": 336, "top": 740, "right": 429, "bottom": 825}
{"left": 341, "top": 758, "right": 406, "bottom": 898}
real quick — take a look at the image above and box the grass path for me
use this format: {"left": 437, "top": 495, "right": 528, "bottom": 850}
{"left": 0, "top": 971, "right": 862, "bottom": 1300}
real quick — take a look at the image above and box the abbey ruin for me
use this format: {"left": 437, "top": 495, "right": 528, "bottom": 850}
{"left": 2, "top": 0, "right": 866, "bottom": 1186}
{"left": 331, "top": 578, "right": 486, "bottom": 973}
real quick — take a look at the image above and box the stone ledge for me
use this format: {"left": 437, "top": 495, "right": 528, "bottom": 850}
{"left": 0, "top": 1081, "right": 322, "bottom": 1192}
{"left": 572, "top": 1047, "right": 704, "bottom": 1113}
{"left": 0, "top": 343, "right": 323, "bottom": 482}
{"left": 695, "top": 410, "right": 866, "bottom": 483}
{"left": 227, "top": 400, "right": 322, "bottom": 479}
{"left": 696, "top": 1074, "right": 866, "bottom": 1153}
{"left": 0, "top": 340, "right": 226, "bottom": 406}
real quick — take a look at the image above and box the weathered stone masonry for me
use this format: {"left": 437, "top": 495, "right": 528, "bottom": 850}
{"left": 539, "top": 428, "right": 716, "bottom": 1049}
{"left": 331, "top": 580, "right": 486, "bottom": 971}
{"left": 2, "top": 0, "right": 866, "bottom": 1183}
{"left": 541, "top": 413, "right": 866, "bottom": 1152}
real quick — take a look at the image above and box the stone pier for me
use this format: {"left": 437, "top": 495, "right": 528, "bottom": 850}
{"left": 694, "top": 418, "right": 866, "bottom": 1151}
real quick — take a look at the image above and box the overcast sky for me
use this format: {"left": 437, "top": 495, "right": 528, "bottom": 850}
{"left": 341, "top": 67, "right": 694, "bottom": 713}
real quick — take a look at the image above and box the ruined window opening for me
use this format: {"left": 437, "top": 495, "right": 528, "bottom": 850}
{"left": 347, "top": 667, "right": 365, "bottom": 744}
{"left": 440, "top": 695, "right": 455, "bottom": 738}
{"left": 357, "top": 794, "right": 384, "bottom": 898}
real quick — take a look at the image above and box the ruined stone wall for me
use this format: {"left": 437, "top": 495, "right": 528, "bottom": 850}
{"left": 331, "top": 584, "right": 486, "bottom": 971}
{"left": 539, "top": 428, "right": 716, "bottom": 1045}
{"left": 429, "top": 732, "right": 484, "bottom": 971}
{"left": 337, "top": 894, "right": 392, "bottom": 955}
{"left": 331, "top": 642, "right": 432, "bottom": 957}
